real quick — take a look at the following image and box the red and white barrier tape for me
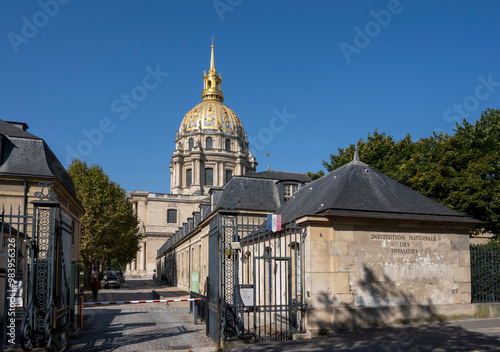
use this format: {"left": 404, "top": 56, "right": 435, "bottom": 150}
{"left": 83, "top": 298, "right": 202, "bottom": 306}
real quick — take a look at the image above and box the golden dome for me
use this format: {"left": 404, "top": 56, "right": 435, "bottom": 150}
{"left": 179, "top": 100, "right": 244, "bottom": 137}
{"left": 178, "top": 40, "right": 245, "bottom": 138}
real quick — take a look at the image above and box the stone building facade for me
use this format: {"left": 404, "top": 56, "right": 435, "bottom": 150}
{"left": 127, "top": 43, "right": 257, "bottom": 277}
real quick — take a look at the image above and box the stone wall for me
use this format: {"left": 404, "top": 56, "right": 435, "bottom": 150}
{"left": 304, "top": 218, "right": 474, "bottom": 331}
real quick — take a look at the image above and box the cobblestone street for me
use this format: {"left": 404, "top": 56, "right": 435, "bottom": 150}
{"left": 67, "top": 279, "right": 215, "bottom": 352}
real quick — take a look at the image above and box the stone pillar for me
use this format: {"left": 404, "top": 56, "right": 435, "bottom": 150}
{"left": 235, "top": 160, "right": 241, "bottom": 176}
{"left": 142, "top": 242, "right": 147, "bottom": 272}
{"left": 214, "top": 162, "right": 219, "bottom": 188}
{"left": 195, "top": 158, "right": 203, "bottom": 193}
{"left": 170, "top": 168, "right": 175, "bottom": 193}
{"left": 138, "top": 242, "right": 144, "bottom": 273}
{"left": 196, "top": 159, "right": 201, "bottom": 186}
{"left": 191, "top": 159, "right": 196, "bottom": 191}
{"left": 176, "top": 161, "right": 182, "bottom": 190}
{"left": 218, "top": 161, "right": 224, "bottom": 186}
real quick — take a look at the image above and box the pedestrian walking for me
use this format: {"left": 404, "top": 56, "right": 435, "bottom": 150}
{"left": 90, "top": 277, "right": 101, "bottom": 302}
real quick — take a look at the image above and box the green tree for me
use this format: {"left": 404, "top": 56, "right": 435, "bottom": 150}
{"left": 309, "top": 129, "right": 415, "bottom": 182}
{"left": 67, "top": 159, "right": 139, "bottom": 272}
{"left": 312, "top": 109, "right": 500, "bottom": 238}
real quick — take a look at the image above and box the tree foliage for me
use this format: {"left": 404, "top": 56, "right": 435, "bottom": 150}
{"left": 67, "top": 159, "right": 139, "bottom": 271}
{"left": 311, "top": 108, "right": 500, "bottom": 238}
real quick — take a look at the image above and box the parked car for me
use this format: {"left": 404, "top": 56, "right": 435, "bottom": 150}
{"left": 104, "top": 276, "right": 120, "bottom": 289}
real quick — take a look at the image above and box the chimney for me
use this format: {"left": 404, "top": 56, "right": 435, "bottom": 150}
{"left": 7, "top": 121, "right": 29, "bottom": 131}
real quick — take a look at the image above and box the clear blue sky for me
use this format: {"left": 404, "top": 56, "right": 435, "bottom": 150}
{"left": 1, "top": 1, "right": 499, "bottom": 193}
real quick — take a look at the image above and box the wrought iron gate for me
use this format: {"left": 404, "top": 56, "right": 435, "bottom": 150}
{"left": 1, "top": 184, "right": 72, "bottom": 351}
{"left": 208, "top": 213, "right": 307, "bottom": 344}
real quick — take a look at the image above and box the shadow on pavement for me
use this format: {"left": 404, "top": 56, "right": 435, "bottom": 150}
{"left": 227, "top": 322, "right": 500, "bottom": 352}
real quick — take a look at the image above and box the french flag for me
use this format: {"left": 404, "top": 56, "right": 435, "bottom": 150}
{"left": 267, "top": 214, "right": 282, "bottom": 232}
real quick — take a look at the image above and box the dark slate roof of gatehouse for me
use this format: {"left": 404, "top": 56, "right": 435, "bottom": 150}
{"left": 0, "top": 119, "right": 79, "bottom": 200}
{"left": 276, "top": 157, "right": 481, "bottom": 225}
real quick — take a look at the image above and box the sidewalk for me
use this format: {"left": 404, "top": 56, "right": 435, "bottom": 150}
{"left": 225, "top": 318, "right": 500, "bottom": 352}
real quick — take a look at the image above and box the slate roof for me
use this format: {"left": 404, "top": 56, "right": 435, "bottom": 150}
{"left": 0, "top": 119, "right": 79, "bottom": 200}
{"left": 276, "top": 156, "right": 481, "bottom": 226}
{"left": 214, "top": 176, "right": 280, "bottom": 212}
{"left": 249, "top": 170, "right": 311, "bottom": 183}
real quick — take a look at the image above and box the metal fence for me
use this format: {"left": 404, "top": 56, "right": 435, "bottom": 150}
{"left": 470, "top": 242, "right": 500, "bottom": 303}
{"left": 1, "top": 195, "right": 76, "bottom": 352}
{"left": 211, "top": 213, "right": 307, "bottom": 343}
{"left": 0, "top": 206, "right": 33, "bottom": 351}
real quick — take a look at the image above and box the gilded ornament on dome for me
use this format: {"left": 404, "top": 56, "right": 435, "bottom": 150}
{"left": 206, "top": 116, "right": 214, "bottom": 125}
{"left": 207, "top": 104, "right": 214, "bottom": 115}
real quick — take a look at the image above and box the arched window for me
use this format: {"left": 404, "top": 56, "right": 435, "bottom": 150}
{"left": 225, "top": 139, "right": 231, "bottom": 152}
{"left": 206, "top": 137, "right": 213, "bottom": 149}
{"left": 186, "top": 169, "right": 192, "bottom": 187}
{"left": 204, "top": 168, "right": 213, "bottom": 186}
{"left": 188, "top": 138, "right": 194, "bottom": 151}
{"left": 167, "top": 209, "right": 177, "bottom": 224}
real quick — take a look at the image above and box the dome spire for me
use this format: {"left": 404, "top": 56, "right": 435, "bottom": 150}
{"left": 210, "top": 36, "right": 215, "bottom": 73}
{"left": 202, "top": 38, "right": 224, "bottom": 102}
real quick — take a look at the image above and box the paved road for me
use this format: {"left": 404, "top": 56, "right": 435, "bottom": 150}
{"left": 67, "top": 279, "right": 216, "bottom": 352}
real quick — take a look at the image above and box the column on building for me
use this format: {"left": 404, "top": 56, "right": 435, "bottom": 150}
{"left": 175, "top": 160, "right": 182, "bottom": 190}
{"left": 214, "top": 161, "right": 219, "bottom": 187}
{"left": 195, "top": 158, "right": 202, "bottom": 188}
{"left": 138, "top": 242, "right": 144, "bottom": 273}
{"left": 142, "top": 242, "right": 147, "bottom": 271}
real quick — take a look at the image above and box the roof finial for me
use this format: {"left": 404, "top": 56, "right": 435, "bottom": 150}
{"left": 353, "top": 150, "right": 360, "bottom": 161}
{"left": 266, "top": 152, "right": 272, "bottom": 171}
{"left": 210, "top": 37, "right": 215, "bottom": 73}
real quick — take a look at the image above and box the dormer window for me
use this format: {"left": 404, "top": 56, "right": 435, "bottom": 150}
{"left": 225, "top": 139, "right": 231, "bottom": 152}
{"left": 283, "top": 184, "right": 298, "bottom": 202}
{"left": 206, "top": 137, "right": 213, "bottom": 149}
{"left": 188, "top": 138, "right": 194, "bottom": 151}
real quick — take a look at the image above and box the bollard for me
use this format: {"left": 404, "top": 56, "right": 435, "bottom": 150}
{"left": 192, "top": 300, "right": 198, "bottom": 324}
{"left": 78, "top": 296, "right": 84, "bottom": 329}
